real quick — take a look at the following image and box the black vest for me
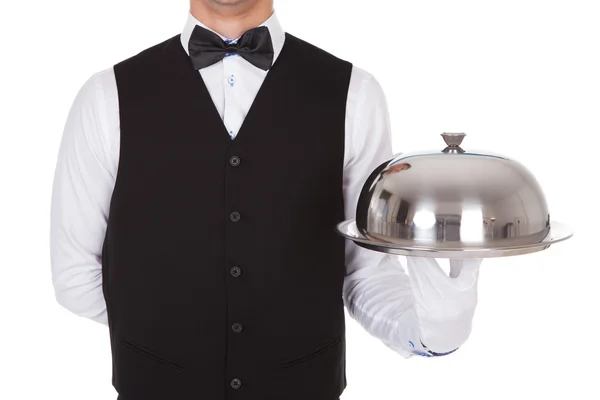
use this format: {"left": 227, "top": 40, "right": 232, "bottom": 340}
{"left": 102, "top": 32, "right": 353, "bottom": 400}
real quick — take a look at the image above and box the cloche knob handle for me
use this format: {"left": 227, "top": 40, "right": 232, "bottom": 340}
{"left": 441, "top": 132, "right": 466, "bottom": 153}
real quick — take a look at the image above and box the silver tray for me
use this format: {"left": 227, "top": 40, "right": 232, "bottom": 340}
{"left": 336, "top": 219, "right": 573, "bottom": 258}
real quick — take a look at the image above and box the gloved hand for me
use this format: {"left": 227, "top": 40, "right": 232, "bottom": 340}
{"left": 406, "top": 257, "right": 482, "bottom": 354}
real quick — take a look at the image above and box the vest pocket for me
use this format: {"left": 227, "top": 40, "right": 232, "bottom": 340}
{"left": 280, "top": 334, "right": 343, "bottom": 368}
{"left": 121, "top": 338, "right": 186, "bottom": 371}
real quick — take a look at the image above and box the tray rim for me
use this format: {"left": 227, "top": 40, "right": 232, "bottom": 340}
{"left": 335, "top": 219, "right": 573, "bottom": 258}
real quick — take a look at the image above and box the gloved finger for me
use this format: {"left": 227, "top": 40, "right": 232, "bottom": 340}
{"left": 452, "top": 258, "right": 482, "bottom": 289}
{"left": 406, "top": 256, "right": 451, "bottom": 293}
{"left": 449, "top": 258, "right": 463, "bottom": 279}
{"left": 449, "top": 257, "right": 483, "bottom": 278}
{"left": 406, "top": 256, "right": 448, "bottom": 279}
{"left": 406, "top": 257, "right": 443, "bottom": 306}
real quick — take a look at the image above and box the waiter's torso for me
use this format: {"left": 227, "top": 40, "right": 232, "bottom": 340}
{"left": 102, "top": 32, "right": 353, "bottom": 400}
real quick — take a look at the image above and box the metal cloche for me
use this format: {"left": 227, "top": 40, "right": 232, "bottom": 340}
{"left": 336, "top": 133, "right": 573, "bottom": 258}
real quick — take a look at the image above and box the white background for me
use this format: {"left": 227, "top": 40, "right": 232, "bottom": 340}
{"left": 1, "top": 0, "right": 598, "bottom": 399}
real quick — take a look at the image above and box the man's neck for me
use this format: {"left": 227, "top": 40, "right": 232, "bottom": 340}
{"left": 189, "top": 1, "right": 274, "bottom": 40}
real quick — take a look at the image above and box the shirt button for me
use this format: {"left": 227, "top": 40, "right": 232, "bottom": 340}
{"left": 231, "top": 322, "right": 243, "bottom": 333}
{"left": 230, "top": 378, "right": 242, "bottom": 389}
{"left": 228, "top": 74, "right": 235, "bottom": 86}
{"left": 230, "top": 266, "right": 241, "bottom": 277}
{"left": 229, "top": 211, "right": 240, "bottom": 222}
{"left": 229, "top": 156, "right": 240, "bottom": 167}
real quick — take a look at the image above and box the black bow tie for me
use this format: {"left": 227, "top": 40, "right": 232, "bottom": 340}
{"left": 188, "top": 25, "right": 274, "bottom": 71}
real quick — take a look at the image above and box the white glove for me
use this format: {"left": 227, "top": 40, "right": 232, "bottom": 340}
{"left": 406, "top": 257, "right": 482, "bottom": 354}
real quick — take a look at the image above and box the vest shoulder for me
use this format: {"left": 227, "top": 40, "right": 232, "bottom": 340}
{"left": 284, "top": 33, "right": 352, "bottom": 68}
{"left": 114, "top": 34, "right": 181, "bottom": 70}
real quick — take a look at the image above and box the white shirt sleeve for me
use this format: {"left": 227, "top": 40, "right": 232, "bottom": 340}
{"left": 49, "top": 68, "right": 119, "bottom": 326}
{"left": 343, "top": 66, "right": 432, "bottom": 358}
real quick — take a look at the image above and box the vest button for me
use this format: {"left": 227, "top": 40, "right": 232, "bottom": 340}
{"left": 229, "top": 211, "right": 241, "bottom": 222}
{"left": 230, "top": 378, "right": 242, "bottom": 389}
{"left": 230, "top": 266, "right": 241, "bottom": 277}
{"left": 231, "top": 322, "right": 243, "bottom": 333}
{"left": 229, "top": 156, "right": 240, "bottom": 167}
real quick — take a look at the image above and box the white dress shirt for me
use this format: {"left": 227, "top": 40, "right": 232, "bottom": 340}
{"left": 50, "top": 9, "right": 476, "bottom": 358}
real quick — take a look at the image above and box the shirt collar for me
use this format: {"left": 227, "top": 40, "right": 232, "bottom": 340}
{"left": 180, "top": 9, "right": 286, "bottom": 68}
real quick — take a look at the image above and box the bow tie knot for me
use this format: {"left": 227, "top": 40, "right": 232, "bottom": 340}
{"left": 225, "top": 43, "right": 238, "bottom": 53}
{"left": 188, "top": 25, "right": 275, "bottom": 71}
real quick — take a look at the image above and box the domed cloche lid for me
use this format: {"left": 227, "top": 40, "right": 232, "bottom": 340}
{"left": 336, "top": 133, "right": 572, "bottom": 258}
